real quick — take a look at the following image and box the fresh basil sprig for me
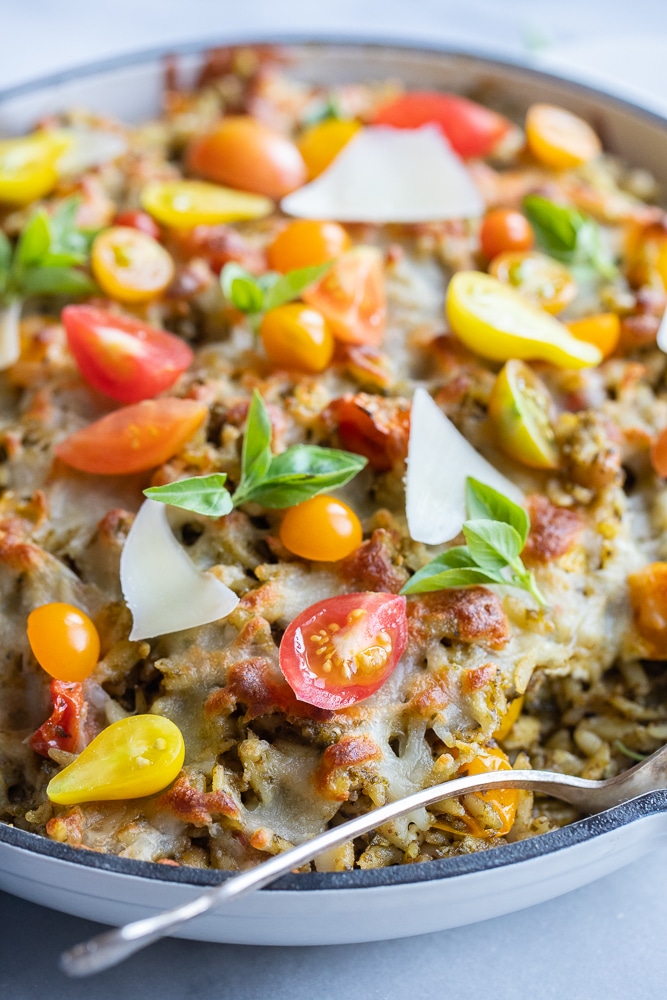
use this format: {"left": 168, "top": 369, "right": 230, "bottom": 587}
{"left": 523, "top": 194, "right": 617, "bottom": 280}
{"left": 220, "top": 260, "right": 332, "bottom": 329}
{"left": 144, "top": 389, "right": 367, "bottom": 514}
{"left": 401, "top": 478, "right": 546, "bottom": 606}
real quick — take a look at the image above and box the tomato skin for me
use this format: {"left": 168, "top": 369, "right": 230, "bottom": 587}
{"left": 187, "top": 116, "right": 306, "bottom": 200}
{"left": 280, "top": 592, "right": 408, "bottom": 709}
{"left": 113, "top": 210, "right": 161, "bottom": 240}
{"left": 526, "top": 103, "right": 601, "bottom": 171}
{"left": 91, "top": 226, "right": 174, "bottom": 304}
{"left": 141, "top": 179, "right": 273, "bottom": 228}
{"left": 372, "top": 91, "right": 511, "bottom": 159}
{"left": 480, "top": 209, "right": 534, "bottom": 260}
{"left": 297, "top": 118, "right": 361, "bottom": 178}
{"left": 55, "top": 398, "right": 207, "bottom": 475}
{"left": 0, "top": 132, "right": 63, "bottom": 205}
{"left": 567, "top": 313, "right": 621, "bottom": 359}
{"left": 63, "top": 305, "right": 193, "bottom": 403}
{"left": 434, "top": 747, "right": 518, "bottom": 838}
{"left": 27, "top": 603, "right": 100, "bottom": 682}
{"left": 279, "top": 495, "right": 363, "bottom": 561}
{"left": 260, "top": 304, "right": 334, "bottom": 374}
{"left": 30, "top": 680, "right": 86, "bottom": 758}
{"left": 302, "top": 246, "right": 386, "bottom": 345}
{"left": 488, "top": 360, "right": 558, "bottom": 470}
{"left": 267, "top": 219, "right": 350, "bottom": 273}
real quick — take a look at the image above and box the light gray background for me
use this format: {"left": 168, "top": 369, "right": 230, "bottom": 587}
{"left": 2, "top": 1, "right": 667, "bottom": 996}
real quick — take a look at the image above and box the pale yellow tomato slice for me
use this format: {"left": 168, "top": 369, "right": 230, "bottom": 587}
{"left": 489, "top": 250, "right": 577, "bottom": 315}
{"left": 141, "top": 179, "right": 273, "bottom": 228}
{"left": 296, "top": 119, "right": 362, "bottom": 179}
{"left": 488, "top": 360, "right": 559, "bottom": 470}
{"left": 0, "top": 132, "right": 65, "bottom": 205}
{"left": 446, "top": 271, "right": 602, "bottom": 369}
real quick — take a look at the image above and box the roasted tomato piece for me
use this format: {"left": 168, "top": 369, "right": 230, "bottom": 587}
{"left": 279, "top": 592, "right": 408, "bottom": 709}
{"left": 63, "top": 305, "right": 193, "bottom": 403}
{"left": 170, "top": 224, "right": 266, "bottom": 275}
{"left": 30, "top": 680, "right": 85, "bottom": 757}
{"left": 302, "top": 247, "right": 386, "bottom": 346}
{"left": 628, "top": 562, "right": 667, "bottom": 655}
{"left": 326, "top": 393, "right": 410, "bottom": 471}
{"left": 488, "top": 359, "right": 558, "bottom": 470}
{"left": 55, "top": 398, "right": 207, "bottom": 475}
{"left": 433, "top": 747, "right": 518, "bottom": 838}
{"left": 113, "top": 210, "right": 161, "bottom": 240}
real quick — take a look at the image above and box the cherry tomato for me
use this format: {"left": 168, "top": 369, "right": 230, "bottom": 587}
{"left": 55, "top": 398, "right": 207, "bottom": 475}
{"left": 327, "top": 394, "right": 411, "bottom": 472}
{"left": 260, "top": 304, "right": 334, "bottom": 373}
{"left": 27, "top": 603, "right": 100, "bottom": 682}
{"left": 279, "top": 592, "right": 408, "bottom": 710}
{"left": 279, "top": 495, "right": 363, "bottom": 561}
{"left": 567, "top": 313, "right": 621, "bottom": 359}
{"left": 187, "top": 116, "right": 306, "bottom": 200}
{"left": 113, "top": 210, "right": 161, "bottom": 239}
{"left": 302, "top": 246, "right": 386, "bottom": 345}
{"left": 63, "top": 305, "right": 193, "bottom": 403}
{"left": 296, "top": 118, "right": 362, "bottom": 179}
{"left": 371, "top": 91, "right": 511, "bottom": 159}
{"left": 30, "top": 680, "right": 85, "bottom": 758}
{"left": 494, "top": 695, "right": 525, "bottom": 741}
{"left": 267, "top": 219, "right": 350, "bottom": 273}
{"left": 433, "top": 748, "right": 518, "bottom": 839}
{"left": 0, "top": 132, "right": 64, "bottom": 205}
{"left": 480, "top": 208, "right": 534, "bottom": 260}
{"left": 628, "top": 562, "right": 667, "bottom": 656}
{"left": 91, "top": 226, "right": 174, "bottom": 304}
{"left": 46, "top": 714, "right": 185, "bottom": 805}
{"left": 624, "top": 220, "right": 667, "bottom": 289}
{"left": 526, "top": 103, "right": 601, "bottom": 171}
{"left": 489, "top": 250, "right": 577, "bottom": 314}
{"left": 651, "top": 427, "right": 667, "bottom": 478}
{"left": 141, "top": 179, "right": 272, "bottom": 228}
{"left": 488, "top": 359, "right": 559, "bottom": 469}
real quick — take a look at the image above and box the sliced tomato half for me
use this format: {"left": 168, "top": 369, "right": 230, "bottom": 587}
{"left": 279, "top": 592, "right": 408, "bottom": 710}
{"left": 302, "top": 246, "right": 386, "bottom": 346}
{"left": 372, "top": 91, "right": 512, "bottom": 159}
{"left": 63, "top": 306, "right": 193, "bottom": 403}
{"left": 30, "top": 679, "right": 86, "bottom": 758}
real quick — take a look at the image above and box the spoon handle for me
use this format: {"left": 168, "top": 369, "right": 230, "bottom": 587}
{"left": 60, "top": 766, "right": 605, "bottom": 977}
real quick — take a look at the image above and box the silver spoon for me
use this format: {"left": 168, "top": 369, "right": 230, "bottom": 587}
{"left": 61, "top": 743, "right": 667, "bottom": 977}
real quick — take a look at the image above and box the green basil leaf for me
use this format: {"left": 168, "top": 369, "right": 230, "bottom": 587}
{"left": 465, "top": 478, "right": 529, "bottom": 548}
{"left": 20, "top": 267, "right": 97, "bottom": 298}
{"left": 144, "top": 474, "right": 233, "bottom": 517}
{"left": 240, "top": 389, "right": 273, "bottom": 487}
{"left": 401, "top": 565, "right": 506, "bottom": 595}
{"left": 38, "top": 250, "right": 89, "bottom": 268}
{"left": 262, "top": 261, "right": 332, "bottom": 312}
{"left": 15, "top": 210, "right": 51, "bottom": 267}
{"left": 523, "top": 194, "right": 616, "bottom": 278}
{"left": 49, "top": 196, "right": 93, "bottom": 259}
{"left": 463, "top": 519, "right": 522, "bottom": 571}
{"left": 236, "top": 444, "right": 367, "bottom": 508}
{"left": 220, "top": 263, "right": 265, "bottom": 314}
{"left": 0, "top": 230, "right": 13, "bottom": 276}
{"left": 430, "top": 545, "right": 479, "bottom": 570}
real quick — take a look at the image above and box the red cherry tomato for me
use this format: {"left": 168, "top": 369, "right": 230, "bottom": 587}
{"left": 371, "top": 91, "right": 511, "bottom": 159}
{"left": 55, "top": 398, "right": 208, "bottom": 475}
{"left": 302, "top": 246, "right": 386, "bottom": 346}
{"left": 62, "top": 305, "right": 193, "bottom": 403}
{"left": 113, "top": 210, "right": 161, "bottom": 240}
{"left": 30, "top": 679, "right": 86, "bottom": 757}
{"left": 279, "top": 592, "right": 408, "bottom": 709}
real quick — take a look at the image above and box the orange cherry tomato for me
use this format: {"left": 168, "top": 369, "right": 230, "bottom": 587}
{"left": 433, "top": 747, "right": 518, "bottom": 839}
{"left": 187, "top": 116, "right": 306, "bottom": 200}
{"left": 279, "top": 592, "right": 408, "bottom": 709}
{"left": 27, "top": 602, "right": 100, "bottom": 682}
{"left": 526, "top": 103, "right": 601, "bottom": 171}
{"left": 30, "top": 680, "right": 86, "bottom": 757}
{"left": 628, "top": 562, "right": 667, "bottom": 655}
{"left": 91, "top": 226, "right": 174, "bottom": 304}
{"left": 296, "top": 118, "right": 362, "bottom": 179}
{"left": 260, "top": 304, "right": 334, "bottom": 373}
{"left": 55, "top": 398, "right": 207, "bottom": 475}
{"left": 567, "top": 313, "right": 621, "bottom": 359}
{"left": 480, "top": 208, "right": 534, "bottom": 260}
{"left": 279, "top": 495, "right": 363, "bottom": 562}
{"left": 302, "top": 246, "right": 386, "bottom": 345}
{"left": 267, "top": 219, "right": 351, "bottom": 273}
{"left": 489, "top": 250, "right": 577, "bottom": 314}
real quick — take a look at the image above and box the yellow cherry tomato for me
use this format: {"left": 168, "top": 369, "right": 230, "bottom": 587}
{"left": 91, "top": 226, "right": 174, "bottom": 303}
{"left": 526, "top": 103, "right": 601, "bottom": 171}
{"left": 488, "top": 360, "right": 559, "bottom": 470}
{"left": 0, "top": 132, "right": 65, "bottom": 205}
{"left": 494, "top": 695, "right": 525, "bottom": 741}
{"left": 47, "top": 714, "right": 185, "bottom": 805}
{"left": 433, "top": 747, "right": 518, "bottom": 839}
{"left": 279, "top": 495, "right": 363, "bottom": 562}
{"left": 267, "top": 219, "right": 351, "bottom": 273}
{"left": 489, "top": 251, "right": 577, "bottom": 315}
{"left": 567, "top": 312, "right": 621, "bottom": 358}
{"left": 260, "top": 304, "right": 334, "bottom": 373}
{"left": 297, "top": 118, "right": 362, "bottom": 179}
{"left": 141, "top": 179, "right": 272, "bottom": 229}
{"left": 446, "top": 271, "right": 602, "bottom": 369}
{"left": 27, "top": 602, "right": 100, "bottom": 683}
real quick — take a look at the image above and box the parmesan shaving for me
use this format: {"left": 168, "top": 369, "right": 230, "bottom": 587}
{"left": 56, "top": 128, "right": 127, "bottom": 177}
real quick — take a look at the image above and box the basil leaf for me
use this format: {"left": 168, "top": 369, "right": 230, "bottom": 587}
{"left": 523, "top": 195, "right": 616, "bottom": 278}
{"left": 15, "top": 210, "right": 51, "bottom": 267}
{"left": 220, "top": 263, "right": 265, "bottom": 314}
{"left": 0, "top": 231, "right": 11, "bottom": 275}
{"left": 236, "top": 444, "right": 367, "bottom": 508}
{"left": 49, "top": 196, "right": 93, "bottom": 261}
{"left": 465, "top": 477, "right": 529, "bottom": 548}
{"left": 144, "top": 474, "right": 233, "bottom": 517}
{"left": 401, "top": 565, "right": 506, "bottom": 595}
{"left": 240, "top": 389, "right": 273, "bottom": 487}
{"left": 20, "top": 267, "right": 97, "bottom": 298}
{"left": 262, "top": 261, "right": 332, "bottom": 312}
{"left": 463, "top": 519, "right": 523, "bottom": 571}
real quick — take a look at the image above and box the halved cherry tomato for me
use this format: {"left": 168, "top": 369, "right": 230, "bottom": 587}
{"left": 30, "top": 680, "right": 86, "bottom": 758}
{"left": 526, "top": 103, "right": 601, "bottom": 171}
{"left": 260, "top": 304, "right": 334, "bottom": 373}
{"left": 27, "top": 603, "right": 100, "bottom": 683}
{"left": 279, "top": 592, "right": 408, "bottom": 709}
{"left": 624, "top": 220, "right": 667, "bottom": 289}
{"left": 91, "top": 226, "right": 174, "bottom": 304}
{"left": 488, "top": 360, "right": 558, "bottom": 469}
{"left": 63, "top": 305, "right": 193, "bottom": 403}
{"left": 141, "top": 179, "right": 272, "bottom": 228}
{"left": 113, "top": 210, "right": 161, "bottom": 240}
{"left": 628, "top": 562, "right": 667, "bottom": 656}
{"left": 46, "top": 714, "right": 185, "bottom": 805}
{"left": 326, "top": 394, "right": 411, "bottom": 472}
{"left": 267, "top": 219, "right": 350, "bottom": 273}
{"left": 296, "top": 118, "right": 362, "bottom": 179}
{"left": 302, "top": 246, "right": 386, "bottom": 345}
{"left": 279, "top": 495, "right": 363, "bottom": 561}
{"left": 55, "top": 398, "right": 207, "bottom": 475}
{"left": 433, "top": 747, "right": 518, "bottom": 839}
{"left": 494, "top": 695, "right": 525, "bottom": 741}
{"left": 480, "top": 208, "right": 534, "bottom": 260}
{"left": 371, "top": 91, "right": 511, "bottom": 159}
{"left": 489, "top": 250, "right": 577, "bottom": 314}
{"left": 567, "top": 313, "right": 620, "bottom": 358}
{"left": 187, "top": 116, "right": 306, "bottom": 199}
{"left": 0, "top": 132, "right": 65, "bottom": 205}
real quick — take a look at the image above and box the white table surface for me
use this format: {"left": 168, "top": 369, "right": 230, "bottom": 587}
{"left": 2, "top": 1, "right": 667, "bottom": 996}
